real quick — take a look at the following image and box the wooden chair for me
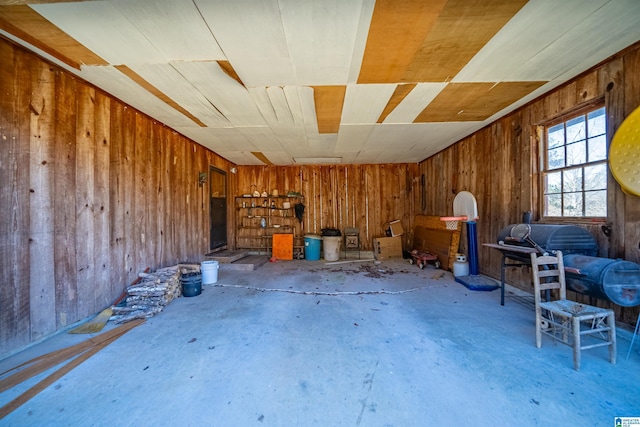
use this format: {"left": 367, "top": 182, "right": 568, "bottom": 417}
{"left": 530, "top": 251, "right": 616, "bottom": 370}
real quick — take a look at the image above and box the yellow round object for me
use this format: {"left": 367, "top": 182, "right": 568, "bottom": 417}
{"left": 610, "top": 104, "right": 640, "bottom": 197}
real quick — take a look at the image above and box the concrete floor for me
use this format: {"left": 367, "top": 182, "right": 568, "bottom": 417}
{"left": 1, "top": 258, "right": 639, "bottom": 426}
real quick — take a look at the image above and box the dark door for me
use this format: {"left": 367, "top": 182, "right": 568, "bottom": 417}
{"left": 209, "top": 167, "right": 227, "bottom": 250}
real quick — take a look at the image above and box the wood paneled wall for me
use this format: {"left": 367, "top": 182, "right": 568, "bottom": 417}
{"left": 0, "top": 38, "right": 235, "bottom": 357}
{"left": 419, "top": 42, "right": 640, "bottom": 325}
{"left": 235, "top": 164, "right": 421, "bottom": 250}
{"left": 4, "top": 32, "right": 640, "bottom": 357}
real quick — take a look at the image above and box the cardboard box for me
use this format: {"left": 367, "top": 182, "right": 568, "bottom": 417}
{"left": 373, "top": 236, "right": 403, "bottom": 260}
{"left": 388, "top": 220, "right": 404, "bottom": 236}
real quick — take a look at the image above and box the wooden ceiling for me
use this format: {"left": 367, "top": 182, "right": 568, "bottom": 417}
{"left": 1, "top": 0, "right": 639, "bottom": 165}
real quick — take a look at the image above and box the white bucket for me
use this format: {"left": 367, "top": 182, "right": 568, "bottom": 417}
{"left": 201, "top": 260, "right": 219, "bottom": 284}
{"left": 322, "top": 236, "right": 342, "bottom": 261}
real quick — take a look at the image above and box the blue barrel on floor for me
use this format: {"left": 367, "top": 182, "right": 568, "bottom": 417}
{"left": 180, "top": 272, "right": 202, "bottom": 297}
{"left": 304, "top": 234, "right": 322, "bottom": 260}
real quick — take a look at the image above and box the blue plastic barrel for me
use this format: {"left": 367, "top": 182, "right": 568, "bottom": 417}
{"left": 304, "top": 235, "right": 322, "bottom": 260}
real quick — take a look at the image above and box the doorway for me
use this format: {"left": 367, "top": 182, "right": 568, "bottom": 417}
{"left": 209, "top": 166, "right": 227, "bottom": 251}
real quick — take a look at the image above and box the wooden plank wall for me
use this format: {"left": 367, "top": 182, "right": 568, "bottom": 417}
{"left": 236, "top": 164, "right": 421, "bottom": 251}
{"left": 3, "top": 33, "right": 640, "bottom": 356}
{"left": 419, "top": 42, "right": 640, "bottom": 325}
{"left": 0, "top": 38, "right": 236, "bottom": 357}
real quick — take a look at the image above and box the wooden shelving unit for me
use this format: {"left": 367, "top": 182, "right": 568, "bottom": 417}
{"left": 235, "top": 195, "right": 304, "bottom": 256}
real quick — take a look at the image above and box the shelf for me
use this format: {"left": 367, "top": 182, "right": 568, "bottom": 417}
{"left": 235, "top": 193, "right": 304, "bottom": 255}
{"left": 238, "top": 207, "right": 294, "bottom": 213}
{"left": 240, "top": 213, "right": 292, "bottom": 217}
{"left": 238, "top": 208, "right": 291, "bottom": 211}
{"left": 236, "top": 195, "right": 302, "bottom": 199}
{"left": 238, "top": 226, "right": 292, "bottom": 230}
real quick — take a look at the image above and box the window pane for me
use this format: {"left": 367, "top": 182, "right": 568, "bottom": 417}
{"left": 563, "top": 192, "right": 583, "bottom": 216}
{"left": 543, "top": 106, "right": 607, "bottom": 218}
{"left": 563, "top": 169, "right": 582, "bottom": 193}
{"left": 566, "top": 140, "right": 586, "bottom": 166}
{"left": 585, "top": 190, "right": 607, "bottom": 216}
{"left": 545, "top": 171, "right": 562, "bottom": 194}
{"left": 548, "top": 146, "right": 565, "bottom": 169}
{"left": 584, "top": 164, "right": 607, "bottom": 191}
{"left": 548, "top": 123, "right": 565, "bottom": 148}
{"left": 545, "top": 194, "right": 562, "bottom": 216}
{"left": 566, "top": 115, "right": 586, "bottom": 143}
{"left": 588, "top": 134, "right": 607, "bottom": 162}
{"left": 588, "top": 107, "right": 606, "bottom": 137}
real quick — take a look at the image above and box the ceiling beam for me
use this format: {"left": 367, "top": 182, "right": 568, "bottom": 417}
{"left": 0, "top": 5, "right": 107, "bottom": 69}
{"left": 313, "top": 86, "right": 347, "bottom": 134}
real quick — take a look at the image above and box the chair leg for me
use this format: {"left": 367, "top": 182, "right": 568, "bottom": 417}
{"left": 535, "top": 309, "right": 542, "bottom": 348}
{"left": 562, "top": 316, "right": 569, "bottom": 344}
{"left": 608, "top": 312, "right": 617, "bottom": 365}
{"left": 572, "top": 316, "right": 581, "bottom": 371}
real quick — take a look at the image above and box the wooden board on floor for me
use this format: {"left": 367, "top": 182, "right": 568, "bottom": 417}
{"left": 412, "top": 215, "right": 462, "bottom": 271}
{"left": 205, "top": 250, "right": 249, "bottom": 263}
{"left": 219, "top": 255, "right": 269, "bottom": 271}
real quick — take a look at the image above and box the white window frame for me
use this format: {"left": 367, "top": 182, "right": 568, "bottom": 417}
{"left": 541, "top": 105, "right": 608, "bottom": 220}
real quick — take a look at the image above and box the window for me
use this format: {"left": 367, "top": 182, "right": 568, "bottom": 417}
{"left": 542, "top": 106, "right": 607, "bottom": 218}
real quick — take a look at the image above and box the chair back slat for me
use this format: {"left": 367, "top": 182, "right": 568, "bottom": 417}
{"left": 538, "top": 282, "right": 561, "bottom": 291}
{"left": 536, "top": 269, "right": 561, "bottom": 279}
{"left": 530, "top": 251, "right": 566, "bottom": 301}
